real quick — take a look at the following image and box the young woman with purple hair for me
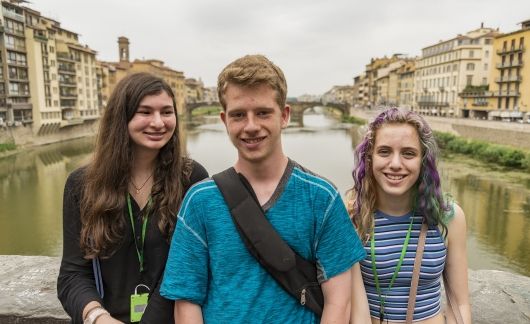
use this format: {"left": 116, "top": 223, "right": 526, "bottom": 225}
{"left": 348, "top": 108, "right": 471, "bottom": 323}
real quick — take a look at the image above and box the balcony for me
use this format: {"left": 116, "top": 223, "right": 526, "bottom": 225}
{"left": 59, "top": 81, "right": 77, "bottom": 87}
{"left": 496, "top": 46, "right": 525, "bottom": 55}
{"left": 5, "top": 43, "right": 26, "bottom": 52}
{"left": 496, "top": 61, "right": 524, "bottom": 69}
{"left": 489, "top": 90, "right": 520, "bottom": 97}
{"left": 416, "top": 101, "right": 449, "bottom": 107}
{"left": 58, "top": 67, "right": 76, "bottom": 75}
{"left": 34, "top": 34, "right": 48, "bottom": 42}
{"left": 4, "top": 27, "right": 25, "bottom": 37}
{"left": 8, "top": 91, "right": 30, "bottom": 97}
{"left": 2, "top": 8, "right": 25, "bottom": 22}
{"left": 59, "top": 93, "right": 78, "bottom": 99}
{"left": 6, "top": 59, "right": 27, "bottom": 67}
{"left": 495, "top": 76, "right": 522, "bottom": 83}
{"left": 57, "top": 52, "right": 76, "bottom": 63}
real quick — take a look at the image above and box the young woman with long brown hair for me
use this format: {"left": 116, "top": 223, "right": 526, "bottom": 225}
{"left": 57, "top": 72, "right": 208, "bottom": 324}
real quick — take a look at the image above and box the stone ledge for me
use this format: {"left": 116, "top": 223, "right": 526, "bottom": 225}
{"left": 0, "top": 255, "right": 529, "bottom": 323}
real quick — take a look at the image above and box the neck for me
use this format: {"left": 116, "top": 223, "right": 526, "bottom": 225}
{"left": 376, "top": 191, "right": 414, "bottom": 217}
{"left": 234, "top": 154, "right": 288, "bottom": 184}
{"left": 131, "top": 148, "right": 158, "bottom": 177}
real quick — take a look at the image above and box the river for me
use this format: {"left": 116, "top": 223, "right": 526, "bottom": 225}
{"left": 1, "top": 109, "right": 529, "bottom": 277}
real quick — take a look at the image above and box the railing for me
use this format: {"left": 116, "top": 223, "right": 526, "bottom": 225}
{"left": 495, "top": 76, "right": 522, "bottom": 83}
{"left": 416, "top": 101, "right": 449, "bottom": 107}
{"left": 6, "top": 59, "right": 27, "bottom": 67}
{"left": 496, "top": 61, "right": 524, "bottom": 68}
{"left": 5, "top": 27, "right": 25, "bottom": 37}
{"left": 57, "top": 53, "right": 76, "bottom": 62}
{"left": 2, "top": 8, "right": 25, "bottom": 22}
{"left": 496, "top": 46, "right": 525, "bottom": 55}
{"left": 5, "top": 43, "right": 26, "bottom": 52}
{"left": 58, "top": 67, "right": 76, "bottom": 74}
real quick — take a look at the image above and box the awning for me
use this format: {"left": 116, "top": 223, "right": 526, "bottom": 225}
{"left": 510, "top": 112, "right": 523, "bottom": 118}
{"left": 500, "top": 112, "right": 510, "bottom": 117}
{"left": 489, "top": 111, "right": 500, "bottom": 117}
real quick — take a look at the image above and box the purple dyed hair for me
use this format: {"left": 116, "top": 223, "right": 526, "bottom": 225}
{"left": 348, "top": 107, "right": 451, "bottom": 242}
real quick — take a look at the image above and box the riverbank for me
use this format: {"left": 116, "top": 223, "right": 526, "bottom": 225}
{"left": 347, "top": 108, "right": 530, "bottom": 171}
{"left": 0, "top": 255, "right": 528, "bottom": 323}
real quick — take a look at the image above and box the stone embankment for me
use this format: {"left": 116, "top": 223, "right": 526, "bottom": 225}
{"left": 350, "top": 108, "right": 530, "bottom": 150}
{"left": 0, "top": 255, "right": 529, "bottom": 323}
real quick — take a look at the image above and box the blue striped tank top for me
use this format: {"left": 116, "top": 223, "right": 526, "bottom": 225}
{"left": 359, "top": 210, "right": 446, "bottom": 322}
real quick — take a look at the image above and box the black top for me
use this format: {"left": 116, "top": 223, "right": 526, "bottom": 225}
{"left": 57, "top": 160, "right": 208, "bottom": 324}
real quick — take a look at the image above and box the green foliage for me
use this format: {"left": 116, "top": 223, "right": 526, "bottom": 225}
{"left": 0, "top": 143, "right": 16, "bottom": 153}
{"left": 434, "top": 131, "right": 530, "bottom": 171}
{"left": 342, "top": 115, "right": 367, "bottom": 125}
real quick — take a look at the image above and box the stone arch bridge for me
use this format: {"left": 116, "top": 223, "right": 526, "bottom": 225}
{"left": 185, "top": 101, "right": 350, "bottom": 124}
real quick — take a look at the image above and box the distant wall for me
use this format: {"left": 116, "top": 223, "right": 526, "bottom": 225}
{"left": 0, "top": 255, "right": 529, "bottom": 323}
{"left": 0, "top": 121, "right": 99, "bottom": 147}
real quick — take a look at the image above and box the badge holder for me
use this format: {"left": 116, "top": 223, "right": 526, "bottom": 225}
{"left": 130, "top": 284, "right": 150, "bottom": 323}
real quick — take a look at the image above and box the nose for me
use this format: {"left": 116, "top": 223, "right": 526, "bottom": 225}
{"left": 243, "top": 114, "right": 259, "bottom": 133}
{"left": 389, "top": 153, "right": 402, "bottom": 170}
{"left": 151, "top": 112, "right": 164, "bottom": 128}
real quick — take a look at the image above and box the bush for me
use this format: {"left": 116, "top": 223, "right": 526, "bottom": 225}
{"left": 0, "top": 143, "right": 16, "bottom": 153}
{"left": 342, "top": 115, "right": 366, "bottom": 125}
{"left": 434, "top": 131, "right": 529, "bottom": 171}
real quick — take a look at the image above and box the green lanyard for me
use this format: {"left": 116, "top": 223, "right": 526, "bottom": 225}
{"left": 127, "top": 194, "right": 152, "bottom": 273}
{"left": 370, "top": 213, "right": 415, "bottom": 323}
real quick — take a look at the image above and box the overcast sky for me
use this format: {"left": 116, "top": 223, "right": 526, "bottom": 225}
{"left": 30, "top": 0, "right": 530, "bottom": 97}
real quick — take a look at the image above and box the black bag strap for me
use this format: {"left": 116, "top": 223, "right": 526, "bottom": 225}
{"left": 213, "top": 168, "right": 324, "bottom": 316}
{"left": 212, "top": 167, "right": 295, "bottom": 271}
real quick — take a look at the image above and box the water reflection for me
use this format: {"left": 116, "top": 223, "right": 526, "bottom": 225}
{"left": 0, "top": 113, "right": 529, "bottom": 278}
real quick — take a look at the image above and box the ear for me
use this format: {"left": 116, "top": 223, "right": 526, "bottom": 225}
{"left": 220, "top": 110, "right": 227, "bottom": 127}
{"left": 281, "top": 105, "right": 290, "bottom": 128}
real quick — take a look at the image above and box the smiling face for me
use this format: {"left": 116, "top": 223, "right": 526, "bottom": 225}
{"left": 372, "top": 123, "right": 422, "bottom": 205}
{"left": 127, "top": 91, "right": 176, "bottom": 154}
{"left": 220, "top": 83, "right": 290, "bottom": 165}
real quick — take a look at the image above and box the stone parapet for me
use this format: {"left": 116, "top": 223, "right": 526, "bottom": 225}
{"left": 0, "top": 255, "right": 529, "bottom": 323}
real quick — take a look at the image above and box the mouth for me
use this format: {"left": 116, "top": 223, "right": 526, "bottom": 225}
{"left": 144, "top": 131, "right": 166, "bottom": 139}
{"left": 242, "top": 136, "right": 266, "bottom": 144}
{"left": 384, "top": 173, "right": 406, "bottom": 181}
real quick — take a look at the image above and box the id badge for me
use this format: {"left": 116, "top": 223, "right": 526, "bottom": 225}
{"left": 130, "top": 284, "right": 150, "bottom": 322}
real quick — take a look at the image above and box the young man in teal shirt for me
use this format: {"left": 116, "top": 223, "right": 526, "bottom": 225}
{"left": 161, "top": 54, "right": 366, "bottom": 323}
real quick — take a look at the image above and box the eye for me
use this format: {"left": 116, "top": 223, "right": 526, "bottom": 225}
{"left": 136, "top": 109, "right": 150, "bottom": 115}
{"left": 377, "top": 148, "right": 390, "bottom": 156}
{"left": 230, "top": 112, "right": 245, "bottom": 119}
{"left": 162, "top": 109, "right": 174, "bottom": 116}
{"left": 402, "top": 150, "right": 417, "bottom": 158}
{"left": 257, "top": 110, "right": 270, "bottom": 117}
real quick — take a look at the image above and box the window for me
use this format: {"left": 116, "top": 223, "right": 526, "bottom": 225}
{"left": 482, "top": 78, "right": 487, "bottom": 85}
{"left": 485, "top": 50, "right": 489, "bottom": 57}
{"left": 466, "top": 75, "right": 473, "bottom": 85}
{"left": 484, "top": 63, "right": 488, "bottom": 71}
{"left": 469, "top": 50, "right": 474, "bottom": 58}
{"left": 466, "top": 63, "right": 475, "bottom": 71}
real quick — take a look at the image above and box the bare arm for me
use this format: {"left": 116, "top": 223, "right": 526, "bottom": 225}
{"left": 174, "top": 300, "right": 203, "bottom": 324}
{"left": 444, "top": 204, "right": 472, "bottom": 324}
{"left": 82, "top": 302, "right": 123, "bottom": 324}
{"left": 320, "top": 268, "right": 352, "bottom": 324}
{"left": 350, "top": 263, "right": 371, "bottom": 323}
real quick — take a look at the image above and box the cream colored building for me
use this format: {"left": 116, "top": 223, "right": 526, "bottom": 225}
{"left": 414, "top": 25, "right": 499, "bottom": 117}
{"left": 485, "top": 20, "right": 530, "bottom": 121}
{"left": 1, "top": 0, "right": 99, "bottom": 134}
{"left": 101, "top": 37, "right": 187, "bottom": 114}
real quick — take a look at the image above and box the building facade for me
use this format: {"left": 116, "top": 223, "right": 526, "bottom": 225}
{"left": 414, "top": 25, "right": 499, "bottom": 117}
{"left": 486, "top": 20, "right": 530, "bottom": 121}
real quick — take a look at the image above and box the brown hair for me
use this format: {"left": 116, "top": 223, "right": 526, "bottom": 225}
{"left": 79, "top": 72, "right": 192, "bottom": 258}
{"left": 217, "top": 54, "right": 287, "bottom": 110}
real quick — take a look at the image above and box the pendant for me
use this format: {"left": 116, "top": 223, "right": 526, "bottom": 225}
{"left": 136, "top": 189, "right": 140, "bottom": 194}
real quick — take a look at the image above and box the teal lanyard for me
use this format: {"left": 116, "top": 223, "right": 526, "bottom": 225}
{"left": 370, "top": 213, "right": 415, "bottom": 323}
{"left": 127, "top": 194, "right": 152, "bottom": 273}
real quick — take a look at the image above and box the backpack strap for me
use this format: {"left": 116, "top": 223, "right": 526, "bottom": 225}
{"left": 212, "top": 168, "right": 324, "bottom": 316}
{"left": 213, "top": 168, "right": 295, "bottom": 271}
{"left": 406, "top": 221, "right": 427, "bottom": 323}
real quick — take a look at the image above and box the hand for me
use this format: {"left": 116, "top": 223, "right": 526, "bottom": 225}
{"left": 95, "top": 314, "right": 124, "bottom": 324}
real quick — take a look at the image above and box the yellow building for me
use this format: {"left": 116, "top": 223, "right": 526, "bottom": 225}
{"left": 486, "top": 19, "right": 530, "bottom": 121}
{"left": 397, "top": 61, "right": 416, "bottom": 110}
{"left": 101, "top": 37, "right": 187, "bottom": 114}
